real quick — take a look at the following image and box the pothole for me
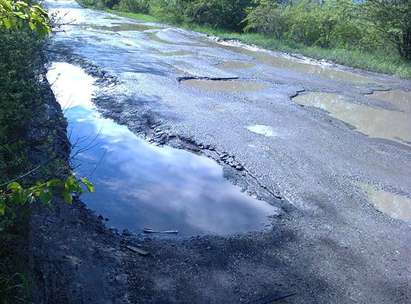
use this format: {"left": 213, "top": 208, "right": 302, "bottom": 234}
{"left": 47, "top": 62, "right": 278, "bottom": 236}
{"left": 217, "top": 61, "right": 255, "bottom": 70}
{"left": 361, "top": 184, "right": 411, "bottom": 221}
{"left": 158, "top": 50, "right": 192, "bottom": 57}
{"left": 293, "top": 92, "right": 411, "bottom": 144}
{"left": 369, "top": 89, "right": 411, "bottom": 113}
{"left": 182, "top": 79, "right": 268, "bottom": 93}
{"left": 216, "top": 41, "right": 374, "bottom": 84}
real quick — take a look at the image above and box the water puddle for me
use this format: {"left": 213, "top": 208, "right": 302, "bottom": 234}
{"left": 217, "top": 61, "right": 255, "bottom": 70}
{"left": 47, "top": 62, "right": 95, "bottom": 110}
{"left": 370, "top": 90, "right": 411, "bottom": 113}
{"left": 182, "top": 79, "right": 268, "bottom": 93}
{"left": 255, "top": 53, "right": 371, "bottom": 83}
{"left": 361, "top": 184, "right": 411, "bottom": 221}
{"left": 158, "top": 50, "right": 192, "bottom": 57}
{"left": 84, "top": 23, "right": 160, "bottom": 32}
{"left": 247, "top": 125, "right": 276, "bottom": 137}
{"left": 215, "top": 40, "right": 372, "bottom": 84}
{"left": 293, "top": 92, "right": 411, "bottom": 144}
{"left": 47, "top": 62, "right": 276, "bottom": 236}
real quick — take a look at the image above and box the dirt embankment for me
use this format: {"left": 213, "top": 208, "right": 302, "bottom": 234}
{"left": 25, "top": 64, "right": 129, "bottom": 303}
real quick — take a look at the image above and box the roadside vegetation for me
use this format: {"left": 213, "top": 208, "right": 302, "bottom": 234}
{"left": 79, "top": 0, "right": 411, "bottom": 78}
{"left": 0, "top": 1, "right": 94, "bottom": 302}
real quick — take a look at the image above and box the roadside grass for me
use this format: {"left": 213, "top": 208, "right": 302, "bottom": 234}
{"left": 105, "top": 9, "right": 157, "bottom": 22}
{"left": 100, "top": 8, "right": 411, "bottom": 79}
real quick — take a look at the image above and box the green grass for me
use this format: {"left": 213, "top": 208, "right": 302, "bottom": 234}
{"left": 198, "top": 30, "right": 411, "bottom": 78}
{"left": 105, "top": 9, "right": 158, "bottom": 22}
{"left": 89, "top": 6, "right": 411, "bottom": 79}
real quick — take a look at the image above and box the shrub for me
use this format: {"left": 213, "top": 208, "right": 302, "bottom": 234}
{"left": 363, "top": 0, "right": 411, "bottom": 60}
{"left": 244, "top": 1, "right": 288, "bottom": 39}
{"left": 184, "top": 0, "right": 253, "bottom": 31}
{"left": 115, "top": 0, "right": 150, "bottom": 13}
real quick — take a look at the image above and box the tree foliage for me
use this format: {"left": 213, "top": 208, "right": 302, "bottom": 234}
{"left": 0, "top": 176, "right": 94, "bottom": 231}
{"left": 0, "top": 2, "right": 93, "bottom": 231}
{"left": 0, "top": 0, "right": 50, "bottom": 35}
{"left": 363, "top": 0, "right": 411, "bottom": 60}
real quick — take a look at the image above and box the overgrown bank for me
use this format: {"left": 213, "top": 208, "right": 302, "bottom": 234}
{"left": 0, "top": 26, "right": 66, "bottom": 303}
{"left": 0, "top": 2, "right": 93, "bottom": 302}
{"left": 78, "top": 0, "right": 411, "bottom": 78}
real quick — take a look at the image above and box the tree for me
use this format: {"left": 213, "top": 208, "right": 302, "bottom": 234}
{"left": 364, "top": 0, "right": 411, "bottom": 60}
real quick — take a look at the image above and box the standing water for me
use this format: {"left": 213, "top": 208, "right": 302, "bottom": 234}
{"left": 47, "top": 62, "right": 277, "bottom": 236}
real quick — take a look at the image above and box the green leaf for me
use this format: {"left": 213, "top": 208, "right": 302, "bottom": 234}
{"left": 7, "top": 182, "right": 22, "bottom": 192}
{"left": 39, "top": 189, "right": 52, "bottom": 205}
{"left": 63, "top": 190, "right": 73, "bottom": 204}
{"left": 47, "top": 178, "right": 63, "bottom": 188}
{"left": 81, "top": 177, "right": 95, "bottom": 193}
{"left": 28, "top": 21, "right": 35, "bottom": 31}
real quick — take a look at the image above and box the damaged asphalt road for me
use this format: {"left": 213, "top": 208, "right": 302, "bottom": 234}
{"left": 35, "top": 0, "right": 411, "bottom": 303}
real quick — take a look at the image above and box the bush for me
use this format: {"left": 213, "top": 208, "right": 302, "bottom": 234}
{"left": 149, "top": 0, "right": 188, "bottom": 24}
{"left": 115, "top": 0, "right": 150, "bottom": 13}
{"left": 244, "top": 1, "right": 288, "bottom": 39}
{"left": 363, "top": 0, "right": 411, "bottom": 60}
{"left": 245, "top": 0, "right": 390, "bottom": 52}
{"left": 184, "top": 0, "right": 253, "bottom": 31}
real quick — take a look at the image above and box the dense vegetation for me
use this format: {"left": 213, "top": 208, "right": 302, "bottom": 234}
{"left": 0, "top": 1, "right": 94, "bottom": 302}
{"left": 80, "top": 0, "right": 411, "bottom": 77}
{"left": 0, "top": 25, "right": 47, "bottom": 303}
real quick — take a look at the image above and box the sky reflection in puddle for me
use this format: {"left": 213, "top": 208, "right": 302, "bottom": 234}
{"left": 47, "top": 62, "right": 276, "bottom": 236}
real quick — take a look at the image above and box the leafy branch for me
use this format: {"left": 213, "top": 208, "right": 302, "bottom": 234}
{"left": 0, "top": 175, "right": 95, "bottom": 230}
{"left": 0, "top": 0, "right": 51, "bottom": 35}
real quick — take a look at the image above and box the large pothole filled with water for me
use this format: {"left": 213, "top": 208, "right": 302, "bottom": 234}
{"left": 293, "top": 92, "right": 411, "bottom": 144}
{"left": 47, "top": 62, "right": 277, "bottom": 236}
{"left": 214, "top": 40, "right": 375, "bottom": 84}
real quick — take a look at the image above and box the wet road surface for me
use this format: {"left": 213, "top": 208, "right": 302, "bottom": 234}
{"left": 45, "top": 0, "right": 411, "bottom": 303}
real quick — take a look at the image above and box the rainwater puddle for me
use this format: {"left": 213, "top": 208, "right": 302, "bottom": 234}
{"left": 255, "top": 53, "right": 371, "bottom": 84}
{"left": 47, "top": 62, "right": 276, "bottom": 236}
{"left": 247, "top": 125, "right": 277, "bottom": 137}
{"left": 217, "top": 61, "right": 255, "bottom": 70}
{"left": 182, "top": 79, "right": 268, "bottom": 93}
{"left": 293, "top": 92, "right": 411, "bottom": 144}
{"left": 158, "top": 50, "right": 192, "bottom": 57}
{"left": 370, "top": 90, "right": 411, "bottom": 113}
{"left": 361, "top": 184, "right": 411, "bottom": 221}
{"left": 216, "top": 40, "right": 372, "bottom": 84}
